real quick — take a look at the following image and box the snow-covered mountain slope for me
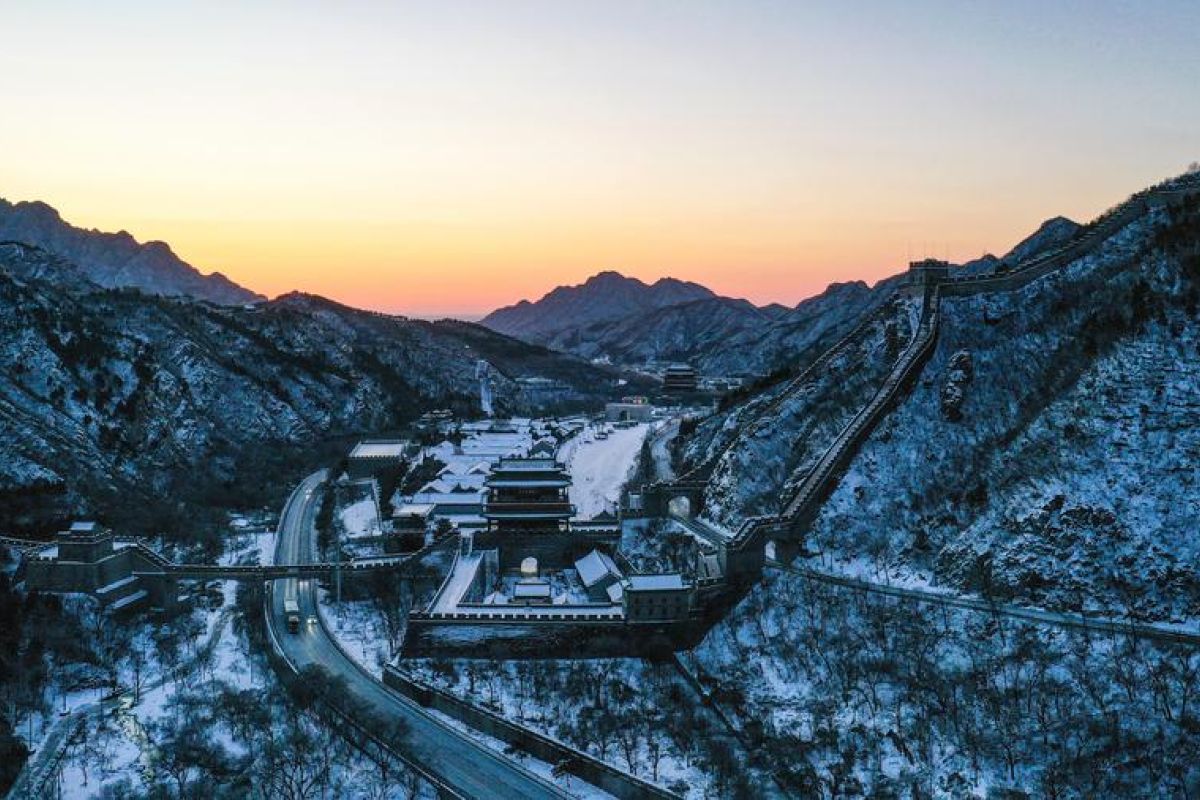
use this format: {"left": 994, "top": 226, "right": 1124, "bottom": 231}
{"left": 0, "top": 197, "right": 261, "bottom": 304}
{"left": 0, "top": 244, "right": 623, "bottom": 533}
{"left": 686, "top": 193, "right": 1200, "bottom": 622}
{"left": 540, "top": 295, "right": 780, "bottom": 369}
{"left": 528, "top": 276, "right": 893, "bottom": 377}
{"left": 692, "top": 292, "right": 919, "bottom": 525}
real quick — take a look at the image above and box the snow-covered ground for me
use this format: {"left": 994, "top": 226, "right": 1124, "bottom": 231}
{"left": 431, "top": 551, "right": 482, "bottom": 612}
{"left": 340, "top": 497, "right": 379, "bottom": 538}
{"left": 318, "top": 590, "right": 395, "bottom": 678}
{"left": 562, "top": 423, "right": 648, "bottom": 518}
{"left": 405, "top": 658, "right": 720, "bottom": 798}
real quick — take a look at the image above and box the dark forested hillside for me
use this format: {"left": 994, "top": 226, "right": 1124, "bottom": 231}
{"left": 0, "top": 243, "right": 626, "bottom": 536}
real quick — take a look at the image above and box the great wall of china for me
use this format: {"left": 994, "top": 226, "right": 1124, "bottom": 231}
{"left": 640, "top": 173, "right": 1200, "bottom": 622}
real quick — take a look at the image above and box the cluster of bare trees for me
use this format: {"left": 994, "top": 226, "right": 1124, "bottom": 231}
{"left": 36, "top": 578, "right": 427, "bottom": 799}
{"left": 419, "top": 656, "right": 745, "bottom": 796}
{"left": 65, "top": 672, "right": 424, "bottom": 800}
{"left": 690, "top": 572, "right": 1200, "bottom": 797}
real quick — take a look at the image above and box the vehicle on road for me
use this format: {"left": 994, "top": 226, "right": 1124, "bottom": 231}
{"left": 284, "top": 579, "right": 301, "bottom": 633}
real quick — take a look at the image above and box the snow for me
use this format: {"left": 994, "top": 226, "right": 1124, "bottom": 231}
{"left": 574, "top": 550, "right": 620, "bottom": 587}
{"left": 432, "top": 551, "right": 483, "bottom": 612}
{"left": 339, "top": 497, "right": 379, "bottom": 538}
{"left": 96, "top": 575, "right": 139, "bottom": 595}
{"left": 626, "top": 574, "right": 686, "bottom": 591}
{"left": 562, "top": 423, "right": 648, "bottom": 518}
{"left": 109, "top": 589, "right": 148, "bottom": 610}
{"left": 318, "top": 591, "right": 394, "bottom": 678}
{"left": 512, "top": 580, "right": 552, "bottom": 600}
{"left": 349, "top": 440, "right": 409, "bottom": 458}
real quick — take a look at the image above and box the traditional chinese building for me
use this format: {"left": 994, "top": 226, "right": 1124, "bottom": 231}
{"left": 662, "top": 363, "right": 698, "bottom": 393}
{"left": 476, "top": 457, "right": 587, "bottom": 569}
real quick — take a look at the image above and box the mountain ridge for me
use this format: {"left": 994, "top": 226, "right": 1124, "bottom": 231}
{"left": 480, "top": 270, "right": 717, "bottom": 340}
{"left": 0, "top": 241, "right": 628, "bottom": 533}
{"left": 0, "top": 197, "right": 262, "bottom": 305}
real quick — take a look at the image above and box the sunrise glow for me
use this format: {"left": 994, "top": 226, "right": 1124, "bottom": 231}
{"left": 2, "top": 1, "right": 1198, "bottom": 317}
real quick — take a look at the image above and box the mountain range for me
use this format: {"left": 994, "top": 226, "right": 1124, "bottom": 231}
{"left": 481, "top": 271, "right": 716, "bottom": 340}
{"left": 0, "top": 240, "right": 625, "bottom": 535}
{"left": 478, "top": 215, "right": 1083, "bottom": 376}
{"left": 0, "top": 197, "right": 262, "bottom": 305}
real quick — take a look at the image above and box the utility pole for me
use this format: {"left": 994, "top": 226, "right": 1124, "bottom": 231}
{"left": 335, "top": 526, "right": 342, "bottom": 611}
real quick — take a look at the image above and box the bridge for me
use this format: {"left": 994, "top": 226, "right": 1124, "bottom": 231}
{"left": 154, "top": 553, "right": 428, "bottom": 581}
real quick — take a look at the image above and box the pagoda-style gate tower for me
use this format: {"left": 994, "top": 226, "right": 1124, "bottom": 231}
{"left": 477, "top": 457, "right": 579, "bottom": 570}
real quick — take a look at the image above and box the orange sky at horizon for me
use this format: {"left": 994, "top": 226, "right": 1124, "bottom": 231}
{"left": 1, "top": 170, "right": 1152, "bottom": 318}
{"left": 2, "top": 2, "right": 1197, "bottom": 318}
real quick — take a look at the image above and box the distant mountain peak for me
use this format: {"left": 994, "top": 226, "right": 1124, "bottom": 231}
{"left": 480, "top": 270, "right": 716, "bottom": 341}
{"left": 0, "top": 196, "right": 263, "bottom": 305}
{"left": 1003, "top": 215, "right": 1082, "bottom": 264}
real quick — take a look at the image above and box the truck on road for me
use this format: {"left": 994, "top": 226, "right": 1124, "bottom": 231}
{"left": 283, "top": 579, "right": 301, "bottom": 633}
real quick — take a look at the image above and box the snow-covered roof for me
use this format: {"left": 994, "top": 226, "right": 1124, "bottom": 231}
{"left": 606, "top": 583, "right": 624, "bottom": 603}
{"left": 626, "top": 574, "right": 687, "bottom": 592}
{"left": 574, "top": 550, "right": 621, "bottom": 587}
{"left": 439, "top": 461, "right": 491, "bottom": 477}
{"left": 408, "top": 490, "right": 485, "bottom": 507}
{"left": 495, "top": 457, "right": 561, "bottom": 470}
{"left": 393, "top": 503, "right": 434, "bottom": 518}
{"left": 419, "top": 477, "right": 486, "bottom": 494}
{"left": 513, "top": 580, "right": 552, "bottom": 599}
{"left": 350, "top": 440, "right": 409, "bottom": 459}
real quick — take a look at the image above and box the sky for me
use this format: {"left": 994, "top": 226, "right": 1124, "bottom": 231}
{"left": 1, "top": 1, "right": 1198, "bottom": 318}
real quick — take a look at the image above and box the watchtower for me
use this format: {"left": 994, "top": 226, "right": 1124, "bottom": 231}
{"left": 908, "top": 258, "right": 951, "bottom": 287}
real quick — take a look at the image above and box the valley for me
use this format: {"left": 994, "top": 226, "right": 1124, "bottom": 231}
{"left": 3, "top": 173, "right": 1200, "bottom": 799}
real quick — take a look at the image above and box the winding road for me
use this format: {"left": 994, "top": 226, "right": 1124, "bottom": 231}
{"left": 266, "top": 470, "right": 571, "bottom": 800}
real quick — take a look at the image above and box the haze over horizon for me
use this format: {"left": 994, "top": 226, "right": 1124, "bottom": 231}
{"left": 3, "top": 1, "right": 1198, "bottom": 318}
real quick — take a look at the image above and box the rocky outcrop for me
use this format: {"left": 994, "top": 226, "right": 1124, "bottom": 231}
{"left": 940, "top": 350, "right": 973, "bottom": 421}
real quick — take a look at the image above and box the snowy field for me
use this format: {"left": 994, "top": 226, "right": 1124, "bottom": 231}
{"left": 339, "top": 497, "right": 379, "bottom": 538}
{"left": 561, "top": 423, "right": 648, "bottom": 518}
